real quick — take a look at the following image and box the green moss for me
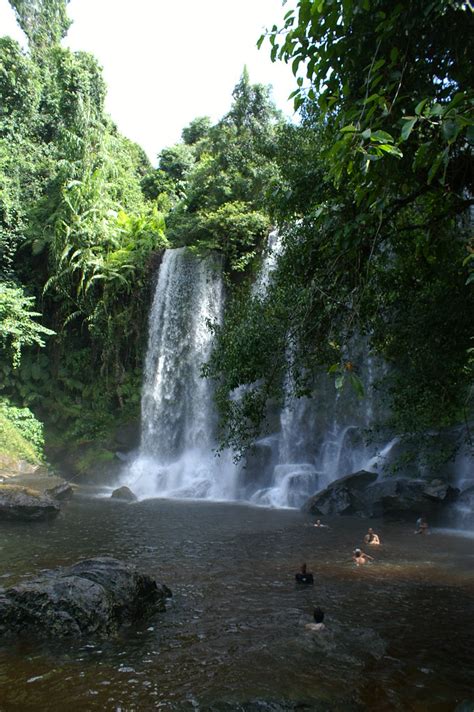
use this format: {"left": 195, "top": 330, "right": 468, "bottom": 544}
{"left": 0, "top": 412, "right": 42, "bottom": 464}
{"left": 76, "top": 445, "right": 115, "bottom": 474}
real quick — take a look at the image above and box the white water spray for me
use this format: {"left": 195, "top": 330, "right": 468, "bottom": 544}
{"left": 125, "top": 248, "right": 239, "bottom": 501}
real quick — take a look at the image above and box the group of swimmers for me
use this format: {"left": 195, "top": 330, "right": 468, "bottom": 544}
{"left": 297, "top": 515, "right": 430, "bottom": 628}
{"left": 353, "top": 526, "right": 380, "bottom": 565}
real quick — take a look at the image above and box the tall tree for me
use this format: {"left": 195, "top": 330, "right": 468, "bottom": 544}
{"left": 8, "top": 0, "right": 72, "bottom": 51}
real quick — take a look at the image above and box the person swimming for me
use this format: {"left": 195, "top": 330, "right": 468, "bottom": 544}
{"left": 314, "top": 519, "right": 329, "bottom": 528}
{"left": 305, "top": 607, "right": 325, "bottom": 632}
{"left": 415, "top": 515, "right": 429, "bottom": 534}
{"left": 352, "top": 548, "right": 374, "bottom": 566}
{"left": 364, "top": 527, "right": 381, "bottom": 545}
{"left": 295, "top": 563, "right": 314, "bottom": 584}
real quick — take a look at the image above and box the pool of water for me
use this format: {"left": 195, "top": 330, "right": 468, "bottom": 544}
{"left": 0, "top": 495, "right": 473, "bottom": 711}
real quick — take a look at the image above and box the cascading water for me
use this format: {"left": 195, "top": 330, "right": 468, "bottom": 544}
{"left": 125, "top": 248, "right": 239, "bottom": 501}
{"left": 249, "top": 349, "right": 397, "bottom": 508}
{"left": 248, "top": 237, "right": 396, "bottom": 508}
{"left": 123, "top": 236, "right": 399, "bottom": 509}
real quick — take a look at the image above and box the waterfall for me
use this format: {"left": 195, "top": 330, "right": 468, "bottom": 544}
{"left": 123, "top": 236, "right": 397, "bottom": 510}
{"left": 248, "top": 243, "right": 396, "bottom": 508}
{"left": 125, "top": 248, "right": 239, "bottom": 501}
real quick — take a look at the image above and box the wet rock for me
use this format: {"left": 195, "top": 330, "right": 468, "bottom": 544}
{"left": 114, "top": 420, "right": 140, "bottom": 450}
{"left": 422, "top": 480, "right": 459, "bottom": 502}
{"left": 303, "top": 470, "right": 459, "bottom": 521}
{"left": 111, "top": 485, "right": 137, "bottom": 502}
{"left": 302, "top": 470, "right": 377, "bottom": 515}
{"left": 242, "top": 437, "right": 278, "bottom": 491}
{"left": 302, "top": 621, "right": 386, "bottom": 668}
{"left": 45, "top": 482, "right": 74, "bottom": 501}
{"left": 0, "top": 557, "right": 171, "bottom": 638}
{"left": 458, "top": 485, "right": 474, "bottom": 507}
{"left": 0, "top": 484, "right": 60, "bottom": 521}
{"left": 364, "top": 478, "right": 459, "bottom": 520}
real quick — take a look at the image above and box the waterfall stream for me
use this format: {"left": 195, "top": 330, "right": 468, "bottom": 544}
{"left": 122, "top": 238, "right": 457, "bottom": 509}
{"left": 126, "top": 248, "right": 239, "bottom": 501}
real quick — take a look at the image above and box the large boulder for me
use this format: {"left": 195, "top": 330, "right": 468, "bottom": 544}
{"left": 0, "top": 557, "right": 171, "bottom": 638}
{"left": 303, "top": 471, "right": 459, "bottom": 520}
{"left": 364, "top": 478, "right": 459, "bottom": 519}
{"left": 0, "top": 484, "right": 60, "bottom": 521}
{"left": 303, "top": 470, "right": 378, "bottom": 515}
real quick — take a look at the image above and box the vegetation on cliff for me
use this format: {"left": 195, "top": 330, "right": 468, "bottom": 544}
{"left": 205, "top": 0, "right": 474, "bottom": 457}
{"left": 0, "top": 0, "right": 167, "bottom": 457}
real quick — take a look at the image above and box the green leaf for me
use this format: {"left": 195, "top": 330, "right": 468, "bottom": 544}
{"left": 442, "top": 119, "right": 461, "bottom": 144}
{"left": 401, "top": 117, "right": 417, "bottom": 141}
{"left": 370, "top": 130, "right": 394, "bottom": 143}
{"left": 349, "top": 373, "right": 365, "bottom": 398}
{"left": 415, "top": 98, "right": 428, "bottom": 115}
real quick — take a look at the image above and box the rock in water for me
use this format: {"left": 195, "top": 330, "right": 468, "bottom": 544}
{"left": 45, "top": 482, "right": 75, "bottom": 500}
{"left": 303, "top": 470, "right": 459, "bottom": 521}
{"left": 0, "top": 484, "right": 60, "bottom": 521}
{"left": 303, "top": 470, "right": 378, "bottom": 516}
{"left": 111, "top": 486, "right": 137, "bottom": 502}
{"left": 0, "top": 557, "right": 171, "bottom": 638}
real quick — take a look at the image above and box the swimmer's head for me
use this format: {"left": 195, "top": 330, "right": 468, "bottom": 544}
{"left": 354, "top": 548, "right": 361, "bottom": 556}
{"left": 313, "top": 607, "right": 324, "bottom": 623}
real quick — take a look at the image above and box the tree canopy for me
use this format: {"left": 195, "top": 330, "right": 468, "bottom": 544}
{"left": 205, "top": 0, "right": 474, "bottom": 459}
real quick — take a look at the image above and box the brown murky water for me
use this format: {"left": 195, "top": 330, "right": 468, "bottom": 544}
{"left": 0, "top": 495, "right": 473, "bottom": 711}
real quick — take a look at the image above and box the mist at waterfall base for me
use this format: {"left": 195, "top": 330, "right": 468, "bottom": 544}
{"left": 124, "top": 248, "right": 238, "bottom": 501}
{"left": 122, "top": 242, "right": 468, "bottom": 510}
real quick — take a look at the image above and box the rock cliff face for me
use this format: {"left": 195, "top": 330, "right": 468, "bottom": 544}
{"left": 303, "top": 470, "right": 459, "bottom": 520}
{"left": 0, "top": 557, "right": 171, "bottom": 638}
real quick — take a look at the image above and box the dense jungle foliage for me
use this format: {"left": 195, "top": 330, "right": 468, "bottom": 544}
{"left": 204, "top": 0, "right": 474, "bottom": 459}
{"left": 0, "top": 0, "right": 168, "bottom": 456}
{"left": 0, "top": 0, "right": 473, "bottom": 468}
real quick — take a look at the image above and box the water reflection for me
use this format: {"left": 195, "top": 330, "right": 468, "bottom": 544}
{"left": 0, "top": 496, "right": 473, "bottom": 710}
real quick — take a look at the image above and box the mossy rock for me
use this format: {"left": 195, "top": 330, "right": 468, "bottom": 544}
{"left": 0, "top": 484, "right": 60, "bottom": 521}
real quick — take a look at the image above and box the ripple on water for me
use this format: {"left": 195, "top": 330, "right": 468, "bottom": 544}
{"left": 0, "top": 498, "right": 473, "bottom": 711}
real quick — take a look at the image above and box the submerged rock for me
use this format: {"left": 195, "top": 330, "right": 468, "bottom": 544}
{"left": 0, "top": 484, "right": 60, "bottom": 521}
{"left": 111, "top": 485, "right": 137, "bottom": 502}
{"left": 45, "top": 482, "right": 75, "bottom": 501}
{"left": 0, "top": 556, "right": 171, "bottom": 638}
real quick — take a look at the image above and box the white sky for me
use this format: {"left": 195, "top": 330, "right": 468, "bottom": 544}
{"left": 0, "top": 0, "right": 297, "bottom": 164}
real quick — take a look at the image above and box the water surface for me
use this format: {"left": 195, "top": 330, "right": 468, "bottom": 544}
{"left": 0, "top": 496, "right": 473, "bottom": 711}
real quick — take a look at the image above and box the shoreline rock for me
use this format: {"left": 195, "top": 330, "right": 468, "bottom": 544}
{"left": 0, "top": 556, "right": 171, "bottom": 638}
{"left": 0, "top": 484, "right": 60, "bottom": 521}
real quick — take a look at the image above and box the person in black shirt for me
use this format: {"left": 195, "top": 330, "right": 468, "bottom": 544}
{"left": 295, "top": 562, "right": 314, "bottom": 584}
